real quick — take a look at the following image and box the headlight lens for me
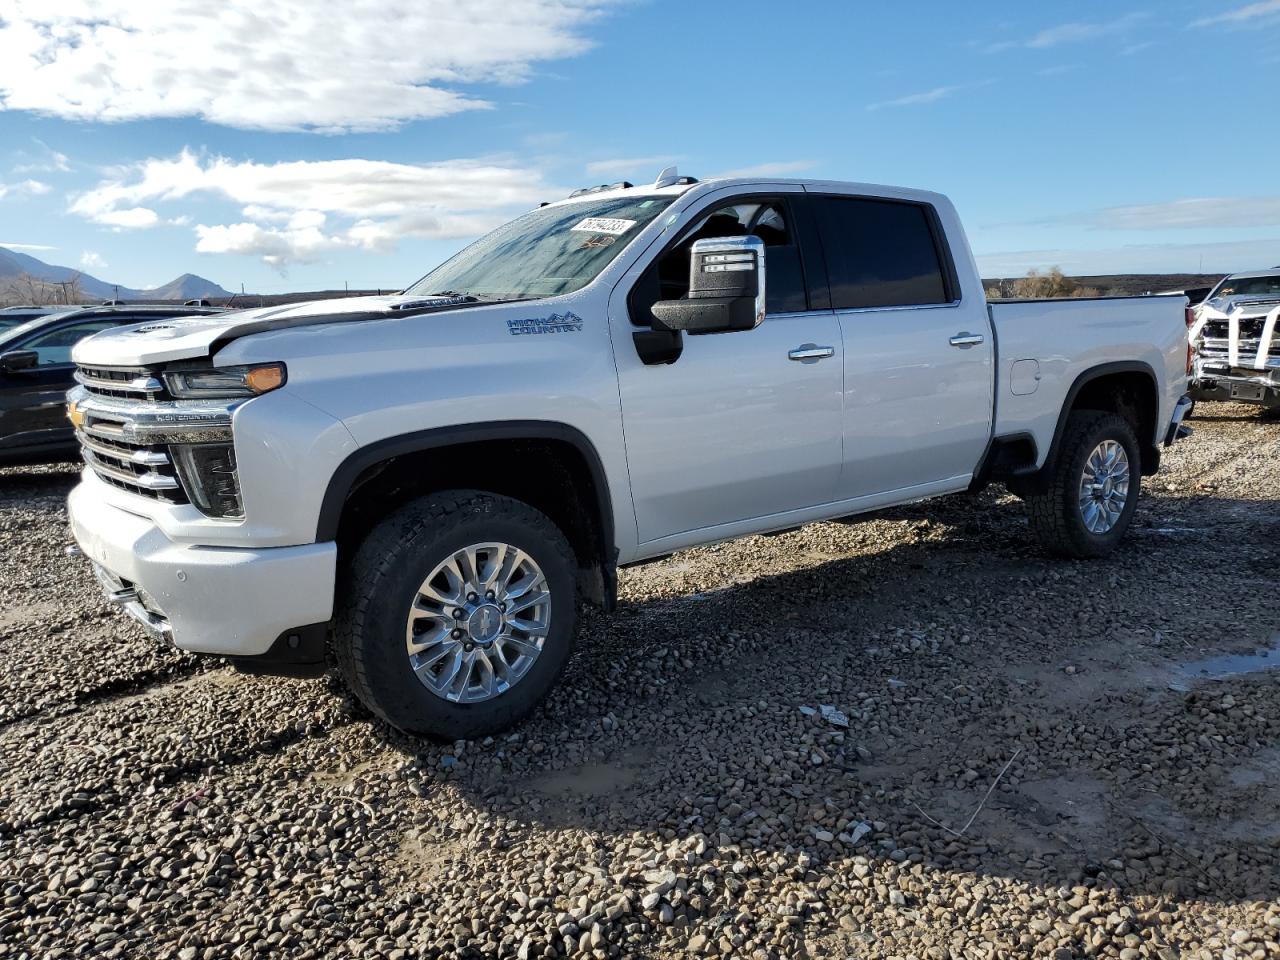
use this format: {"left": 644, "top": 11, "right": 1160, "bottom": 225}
{"left": 164, "top": 362, "right": 286, "bottom": 399}
{"left": 171, "top": 443, "right": 243, "bottom": 518}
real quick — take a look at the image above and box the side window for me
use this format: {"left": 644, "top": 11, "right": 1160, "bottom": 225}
{"left": 20, "top": 319, "right": 121, "bottom": 366}
{"left": 632, "top": 198, "right": 808, "bottom": 323}
{"left": 816, "top": 197, "right": 950, "bottom": 310}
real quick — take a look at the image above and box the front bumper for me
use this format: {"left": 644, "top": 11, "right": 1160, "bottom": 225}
{"left": 1191, "top": 357, "right": 1280, "bottom": 406}
{"left": 68, "top": 480, "right": 337, "bottom": 657}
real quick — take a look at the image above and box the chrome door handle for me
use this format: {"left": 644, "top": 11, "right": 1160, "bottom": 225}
{"left": 788, "top": 344, "right": 835, "bottom": 362}
{"left": 949, "top": 332, "right": 985, "bottom": 348}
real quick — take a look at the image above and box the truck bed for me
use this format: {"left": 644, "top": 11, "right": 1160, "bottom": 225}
{"left": 988, "top": 295, "right": 1189, "bottom": 468}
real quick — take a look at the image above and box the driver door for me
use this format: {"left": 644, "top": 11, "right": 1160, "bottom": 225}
{"left": 610, "top": 189, "right": 844, "bottom": 548}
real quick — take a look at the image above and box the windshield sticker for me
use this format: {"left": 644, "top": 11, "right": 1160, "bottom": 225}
{"left": 570, "top": 217, "right": 636, "bottom": 236}
{"left": 579, "top": 234, "right": 617, "bottom": 249}
{"left": 508, "top": 312, "right": 583, "bottom": 336}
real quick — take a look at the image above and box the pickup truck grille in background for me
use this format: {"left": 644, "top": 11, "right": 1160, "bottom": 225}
{"left": 1199, "top": 317, "right": 1278, "bottom": 366}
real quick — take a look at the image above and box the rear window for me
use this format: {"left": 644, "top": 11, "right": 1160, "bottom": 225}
{"left": 815, "top": 197, "right": 950, "bottom": 310}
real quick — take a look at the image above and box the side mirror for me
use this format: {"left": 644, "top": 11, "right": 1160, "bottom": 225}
{"left": 1183, "top": 287, "right": 1212, "bottom": 307}
{"left": 0, "top": 350, "right": 38, "bottom": 373}
{"left": 650, "top": 236, "right": 766, "bottom": 334}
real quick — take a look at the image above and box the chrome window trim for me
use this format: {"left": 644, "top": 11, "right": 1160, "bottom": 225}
{"left": 832, "top": 298, "right": 964, "bottom": 316}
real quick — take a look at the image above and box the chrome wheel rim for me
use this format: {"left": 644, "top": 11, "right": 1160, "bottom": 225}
{"left": 405, "top": 542, "right": 551, "bottom": 704}
{"left": 1078, "top": 440, "right": 1131, "bottom": 534}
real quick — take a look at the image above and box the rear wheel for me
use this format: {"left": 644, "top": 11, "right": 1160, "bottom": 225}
{"left": 1024, "top": 411, "right": 1141, "bottom": 558}
{"left": 333, "top": 491, "right": 577, "bottom": 739}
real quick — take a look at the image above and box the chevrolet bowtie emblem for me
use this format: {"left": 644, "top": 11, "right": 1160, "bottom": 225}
{"left": 67, "top": 400, "right": 85, "bottom": 428}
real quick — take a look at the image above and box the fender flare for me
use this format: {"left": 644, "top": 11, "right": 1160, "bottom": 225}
{"left": 314, "top": 420, "right": 616, "bottom": 559}
{"left": 1041, "top": 360, "right": 1161, "bottom": 476}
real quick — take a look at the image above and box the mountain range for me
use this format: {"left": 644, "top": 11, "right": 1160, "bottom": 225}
{"left": 0, "top": 246, "right": 231, "bottom": 302}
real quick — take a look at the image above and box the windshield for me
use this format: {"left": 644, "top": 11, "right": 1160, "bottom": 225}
{"left": 1210, "top": 274, "right": 1280, "bottom": 299}
{"left": 405, "top": 195, "right": 677, "bottom": 301}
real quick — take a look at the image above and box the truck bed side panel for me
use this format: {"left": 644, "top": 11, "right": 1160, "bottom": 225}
{"left": 989, "top": 297, "right": 1188, "bottom": 467}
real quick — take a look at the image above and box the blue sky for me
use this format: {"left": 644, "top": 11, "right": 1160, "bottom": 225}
{"left": 0, "top": 0, "right": 1278, "bottom": 293}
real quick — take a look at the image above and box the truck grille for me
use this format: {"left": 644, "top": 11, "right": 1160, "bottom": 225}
{"left": 70, "top": 364, "right": 237, "bottom": 509}
{"left": 1199, "top": 318, "right": 1278, "bottom": 365}
{"left": 75, "top": 365, "right": 170, "bottom": 401}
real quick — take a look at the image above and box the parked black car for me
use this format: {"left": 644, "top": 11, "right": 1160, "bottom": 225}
{"left": 0, "top": 304, "right": 225, "bottom": 466}
{"left": 0, "top": 304, "right": 87, "bottom": 337}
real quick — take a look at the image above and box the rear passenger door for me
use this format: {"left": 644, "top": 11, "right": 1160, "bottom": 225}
{"left": 811, "top": 194, "right": 993, "bottom": 501}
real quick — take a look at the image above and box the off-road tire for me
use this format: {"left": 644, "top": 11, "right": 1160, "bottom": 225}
{"left": 333, "top": 491, "right": 577, "bottom": 739}
{"left": 1024, "top": 411, "right": 1141, "bottom": 559}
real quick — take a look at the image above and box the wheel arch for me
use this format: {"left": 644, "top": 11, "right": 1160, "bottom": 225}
{"left": 316, "top": 421, "right": 618, "bottom": 607}
{"left": 1048, "top": 360, "right": 1161, "bottom": 472}
{"left": 1010, "top": 361, "right": 1161, "bottom": 496}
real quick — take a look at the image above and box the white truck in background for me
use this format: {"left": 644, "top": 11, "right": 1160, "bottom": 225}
{"left": 65, "top": 170, "right": 1193, "bottom": 739}
{"left": 1188, "top": 269, "right": 1280, "bottom": 411}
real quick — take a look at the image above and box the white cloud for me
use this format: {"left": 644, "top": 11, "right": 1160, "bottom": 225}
{"left": 0, "top": 178, "right": 50, "bottom": 199}
{"left": 986, "top": 13, "right": 1148, "bottom": 52}
{"left": 1191, "top": 0, "right": 1280, "bottom": 28}
{"left": 0, "top": 0, "right": 614, "bottom": 133}
{"left": 584, "top": 156, "right": 680, "bottom": 177}
{"left": 713, "top": 161, "right": 817, "bottom": 178}
{"left": 0, "top": 241, "right": 56, "bottom": 252}
{"left": 867, "top": 85, "right": 961, "bottom": 111}
{"left": 11, "top": 139, "right": 71, "bottom": 175}
{"left": 1122, "top": 41, "right": 1156, "bottom": 55}
{"left": 1093, "top": 196, "right": 1280, "bottom": 230}
{"left": 71, "top": 149, "right": 559, "bottom": 268}
{"left": 80, "top": 250, "right": 106, "bottom": 270}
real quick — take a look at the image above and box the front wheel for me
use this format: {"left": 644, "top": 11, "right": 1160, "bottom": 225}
{"left": 1023, "top": 411, "right": 1141, "bottom": 558}
{"left": 333, "top": 491, "right": 578, "bottom": 739}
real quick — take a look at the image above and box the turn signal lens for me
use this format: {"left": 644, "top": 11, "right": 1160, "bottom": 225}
{"left": 244, "top": 364, "right": 285, "bottom": 393}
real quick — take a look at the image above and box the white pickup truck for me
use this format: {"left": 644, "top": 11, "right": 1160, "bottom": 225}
{"left": 1188, "top": 269, "right": 1280, "bottom": 411}
{"left": 66, "top": 171, "right": 1193, "bottom": 738}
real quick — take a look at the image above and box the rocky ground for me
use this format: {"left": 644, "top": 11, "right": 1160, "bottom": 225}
{"left": 1, "top": 403, "right": 1277, "bottom": 960}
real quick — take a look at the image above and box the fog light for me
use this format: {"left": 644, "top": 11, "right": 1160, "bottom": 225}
{"left": 171, "top": 443, "right": 243, "bottom": 518}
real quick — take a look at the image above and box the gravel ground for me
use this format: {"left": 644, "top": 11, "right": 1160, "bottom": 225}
{"left": 1, "top": 403, "right": 1278, "bottom": 959}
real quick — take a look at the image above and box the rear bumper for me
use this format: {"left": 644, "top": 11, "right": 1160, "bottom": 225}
{"left": 1164, "top": 394, "right": 1194, "bottom": 446}
{"left": 68, "top": 480, "right": 336, "bottom": 657}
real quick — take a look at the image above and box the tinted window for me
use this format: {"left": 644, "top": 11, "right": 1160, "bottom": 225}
{"left": 816, "top": 197, "right": 949, "bottom": 309}
{"left": 20, "top": 319, "right": 122, "bottom": 365}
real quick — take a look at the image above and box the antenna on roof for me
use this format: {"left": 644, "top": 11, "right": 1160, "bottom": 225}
{"left": 654, "top": 165, "right": 680, "bottom": 188}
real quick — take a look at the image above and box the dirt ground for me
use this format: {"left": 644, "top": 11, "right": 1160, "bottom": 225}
{"left": 1, "top": 403, "right": 1277, "bottom": 959}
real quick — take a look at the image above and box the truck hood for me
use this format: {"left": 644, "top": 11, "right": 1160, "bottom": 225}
{"left": 1197, "top": 294, "right": 1280, "bottom": 321}
{"left": 72, "top": 293, "right": 478, "bottom": 366}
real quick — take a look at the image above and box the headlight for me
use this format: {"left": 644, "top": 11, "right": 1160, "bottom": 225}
{"left": 171, "top": 442, "right": 243, "bottom": 518}
{"left": 164, "top": 363, "right": 286, "bottom": 399}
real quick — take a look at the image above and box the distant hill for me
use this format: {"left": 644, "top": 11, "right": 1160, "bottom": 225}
{"left": 0, "top": 247, "right": 231, "bottom": 302}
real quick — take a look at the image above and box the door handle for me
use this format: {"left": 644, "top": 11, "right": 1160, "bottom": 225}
{"left": 949, "top": 332, "right": 985, "bottom": 348}
{"left": 788, "top": 344, "right": 835, "bottom": 362}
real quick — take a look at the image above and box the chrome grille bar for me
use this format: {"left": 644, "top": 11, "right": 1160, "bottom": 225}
{"left": 81, "top": 450, "right": 181, "bottom": 491}
{"left": 78, "top": 432, "right": 171, "bottom": 467}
